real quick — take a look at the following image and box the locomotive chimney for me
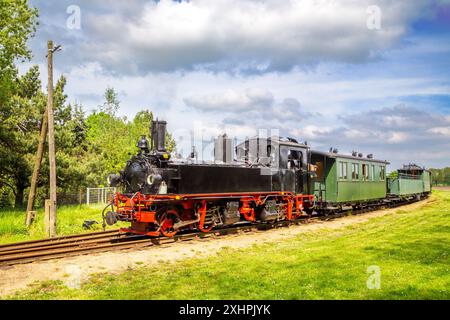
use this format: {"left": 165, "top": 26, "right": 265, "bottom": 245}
{"left": 151, "top": 119, "right": 167, "bottom": 152}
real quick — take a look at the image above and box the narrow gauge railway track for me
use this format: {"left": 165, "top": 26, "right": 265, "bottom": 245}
{"left": 0, "top": 197, "right": 424, "bottom": 266}
{"left": 0, "top": 229, "right": 120, "bottom": 252}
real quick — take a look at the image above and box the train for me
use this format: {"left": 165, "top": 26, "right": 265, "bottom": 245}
{"left": 103, "top": 120, "right": 432, "bottom": 237}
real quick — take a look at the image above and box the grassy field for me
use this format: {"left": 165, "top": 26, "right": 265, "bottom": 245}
{"left": 4, "top": 190, "right": 450, "bottom": 299}
{"left": 0, "top": 204, "right": 123, "bottom": 244}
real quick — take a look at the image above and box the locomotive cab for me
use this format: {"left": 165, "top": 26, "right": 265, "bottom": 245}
{"left": 235, "top": 137, "right": 311, "bottom": 194}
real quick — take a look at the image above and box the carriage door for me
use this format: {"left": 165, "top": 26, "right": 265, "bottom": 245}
{"left": 279, "top": 146, "right": 304, "bottom": 193}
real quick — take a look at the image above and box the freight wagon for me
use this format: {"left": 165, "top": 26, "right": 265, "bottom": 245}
{"left": 388, "top": 164, "right": 432, "bottom": 199}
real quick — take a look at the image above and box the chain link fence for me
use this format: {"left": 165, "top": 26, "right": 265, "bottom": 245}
{"left": 54, "top": 187, "right": 117, "bottom": 206}
{"left": 86, "top": 187, "right": 116, "bottom": 206}
{"left": 0, "top": 187, "right": 118, "bottom": 209}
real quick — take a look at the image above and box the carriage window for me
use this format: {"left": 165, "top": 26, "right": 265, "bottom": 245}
{"left": 352, "top": 163, "right": 359, "bottom": 180}
{"left": 371, "top": 165, "right": 375, "bottom": 181}
{"left": 338, "top": 162, "right": 347, "bottom": 180}
{"left": 380, "top": 166, "right": 385, "bottom": 180}
{"left": 362, "top": 164, "right": 369, "bottom": 180}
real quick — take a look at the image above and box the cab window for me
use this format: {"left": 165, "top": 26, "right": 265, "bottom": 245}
{"left": 287, "top": 150, "right": 302, "bottom": 169}
{"left": 280, "top": 146, "right": 303, "bottom": 169}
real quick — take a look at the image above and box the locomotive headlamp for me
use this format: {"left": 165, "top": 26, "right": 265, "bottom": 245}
{"left": 107, "top": 174, "right": 121, "bottom": 187}
{"left": 146, "top": 173, "right": 162, "bottom": 185}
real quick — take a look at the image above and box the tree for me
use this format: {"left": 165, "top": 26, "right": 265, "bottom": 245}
{"left": 430, "top": 167, "right": 450, "bottom": 186}
{"left": 33, "top": 76, "right": 93, "bottom": 205}
{"left": 131, "top": 110, "right": 175, "bottom": 152}
{"left": 0, "top": 66, "right": 45, "bottom": 207}
{"left": 0, "top": 0, "right": 38, "bottom": 108}
{"left": 98, "top": 87, "right": 120, "bottom": 116}
{"left": 84, "top": 90, "right": 177, "bottom": 187}
{"left": 1, "top": 72, "right": 177, "bottom": 207}
{"left": 0, "top": 0, "right": 38, "bottom": 207}
{"left": 0, "top": 66, "right": 93, "bottom": 207}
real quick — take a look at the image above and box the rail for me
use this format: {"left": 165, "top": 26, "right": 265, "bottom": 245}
{"left": 0, "top": 195, "right": 427, "bottom": 266}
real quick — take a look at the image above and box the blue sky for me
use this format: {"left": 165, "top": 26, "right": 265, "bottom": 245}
{"left": 22, "top": 0, "right": 450, "bottom": 169}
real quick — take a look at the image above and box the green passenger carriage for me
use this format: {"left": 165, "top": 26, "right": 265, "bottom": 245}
{"left": 310, "top": 150, "right": 389, "bottom": 209}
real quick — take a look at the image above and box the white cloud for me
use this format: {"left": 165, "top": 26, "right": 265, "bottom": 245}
{"left": 77, "top": 0, "right": 427, "bottom": 73}
{"left": 292, "top": 125, "right": 333, "bottom": 139}
{"left": 183, "top": 87, "right": 313, "bottom": 129}
{"left": 184, "top": 88, "right": 274, "bottom": 112}
{"left": 21, "top": 0, "right": 449, "bottom": 169}
{"left": 428, "top": 127, "right": 450, "bottom": 137}
{"left": 387, "top": 131, "right": 409, "bottom": 143}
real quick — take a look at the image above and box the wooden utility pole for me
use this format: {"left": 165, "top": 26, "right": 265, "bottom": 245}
{"left": 25, "top": 109, "right": 48, "bottom": 226}
{"left": 44, "top": 199, "right": 51, "bottom": 237}
{"left": 47, "top": 40, "right": 57, "bottom": 237}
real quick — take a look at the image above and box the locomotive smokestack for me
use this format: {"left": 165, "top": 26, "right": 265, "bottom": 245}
{"left": 151, "top": 119, "right": 167, "bottom": 152}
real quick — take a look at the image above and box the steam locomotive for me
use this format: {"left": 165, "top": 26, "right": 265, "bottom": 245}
{"left": 104, "top": 120, "right": 431, "bottom": 237}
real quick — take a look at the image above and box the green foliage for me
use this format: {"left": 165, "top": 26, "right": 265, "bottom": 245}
{"left": 7, "top": 190, "right": 450, "bottom": 300}
{"left": 430, "top": 167, "right": 450, "bottom": 186}
{"left": 0, "top": 66, "right": 45, "bottom": 207}
{"left": 0, "top": 204, "right": 125, "bottom": 244}
{"left": 83, "top": 95, "right": 175, "bottom": 187}
{"left": 0, "top": 1, "right": 176, "bottom": 209}
{"left": 388, "top": 171, "right": 398, "bottom": 179}
{"left": 1, "top": 65, "right": 176, "bottom": 207}
{"left": 0, "top": 1, "right": 170, "bottom": 209}
{"left": 98, "top": 87, "right": 120, "bottom": 116}
{"left": 0, "top": 0, "right": 38, "bottom": 206}
{"left": 0, "top": 0, "right": 38, "bottom": 106}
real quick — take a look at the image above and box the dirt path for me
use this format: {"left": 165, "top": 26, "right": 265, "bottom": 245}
{"left": 433, "top": 186, "right": 450, "bottom": 191}
{"left": 0, "top": 198, "right": 433, "bottom": 297}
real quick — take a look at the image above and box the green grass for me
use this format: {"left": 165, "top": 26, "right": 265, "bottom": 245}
{"left": 0, "top": 204, "right": 124, "bottom": 244}
{"left": 5, "top": 190, "right": 450, "bottom": 299}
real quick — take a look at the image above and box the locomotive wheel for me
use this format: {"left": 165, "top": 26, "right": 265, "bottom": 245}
{"left": 159, "top": 211, "right": 178, "bottom": 237}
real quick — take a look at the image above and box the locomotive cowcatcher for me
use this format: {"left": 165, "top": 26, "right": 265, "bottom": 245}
{"left": 104, "top": 120, "right": 316, "bottom": 237}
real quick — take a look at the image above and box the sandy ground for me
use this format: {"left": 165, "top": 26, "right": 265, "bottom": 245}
{"left": 433, "top": 186, "right": 450, "bottom": 191}
{"left": 0, "top": 198, "right": 433, "bottom": 297}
